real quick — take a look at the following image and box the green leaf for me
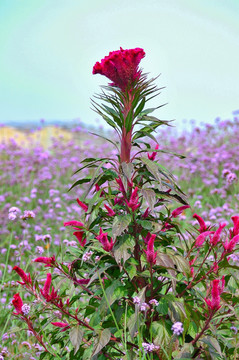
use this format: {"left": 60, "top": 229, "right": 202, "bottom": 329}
{"left": 128, "top": 312, "right": 140, "bottom": 340}
{"left": 134, "top": 97, "right": 146, "bottom": 117}
{"left": 201, "top": 336, "right": 223, "bottom": 357}
{"left": 121, "top": 162, "right": 134, "bottom": 181}
{"left": 151, "top": 321, "right": 171, "bottom": 347}
{"left": 92, "top": 328, "right": 111, "bottom": 356}
{"left": 99, "top": 280, "right": 122, "bottom": 315}
{"left": 69, "top": 325, "right": 84, "bottom": 355}
{"left": 126, "top": 264, "right": 137, "bottom": 280}
{"left": 112, "top": 214, "right": 131, "bottom": 239}
{"left": 141, "top": 188, "right": 156, "bottom": 211}
{"left": 113, "top": 235, "right": 134, "bottom": 266}
{"left": 137, "top": 219, "right": 152, "bottom": 230}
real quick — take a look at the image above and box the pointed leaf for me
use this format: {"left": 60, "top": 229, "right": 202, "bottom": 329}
{"left": 92, "top": 328, "right": 111, "bottom": 356}
{"left": 112, "top": 214, "right": 131, "bottom": 239}
{"left": 69, "top": 325, "right": 84, "bottom": 354}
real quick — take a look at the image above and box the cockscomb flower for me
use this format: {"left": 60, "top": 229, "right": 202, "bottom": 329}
{"left": 171, "top": 205, "right": 190, "bottom": 218}
{"left": 116, "top": 177, "right": 125, "bottom": 193}
{"left": 104, "top": 204, "right": 116, "bottom": 217}
{"left": 195, "top": 231, "right": 214, "bottom": 247}
{"left": 64, "top": 221, "right": 86, "bottom": 247}
{"left": 13, "top": 266, "right": 32, "bottom": 286}
{"left": 93, "top": 47, "right": 145, "bottom": 91}
{"left": 144, "top": 234, "right": 157, "bottom": 264}
{"left": 40, "top": 273, "right": 58, "bottom": 302}
{"left": 51, "top": 322, "right": 70, "bottom": 331}
{"left": 142, "top": 232, "right": 151, "bottom": 245}
{"left": 126, "top": 186, "right": 140, "bottom": 212}
{"left": 223, "top": 235, "right": 239, "bottom": 253}
{"left": 76, "top": 198, "right": 88, "bottom": 212}
{"left": 205, "top": 277, "right": 224, "bottom": 312}
{"left": 193, "top": 213, "right": 208, "bottom": 233}
{"left": 96, "top": 228, "right": 114, "bottom": 252}
{"left": 231, "top": 215, "right": 239, "bottom": 237}
{"left": 142, "top": 207, "right": 150, "bottom": 218}
{"left": 34, "top": 255, "right": 56, "bottom": 267}
{"left": 148, "top": 144, "right": 159, "bottom": 161}
{"left": 12, "top": 293, "right": 23, "bottom": 315}
{"left": 210, "top": 223, "right": 227, "bottom": 246}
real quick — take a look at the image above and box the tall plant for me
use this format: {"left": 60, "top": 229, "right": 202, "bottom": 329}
{"left": 11, "top": 48, "right": 239, "bottom": 360}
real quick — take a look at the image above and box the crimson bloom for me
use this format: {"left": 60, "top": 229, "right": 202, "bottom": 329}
{"left": 195, "top": 231, "right": 214, "bottom": 247}
{"left": 40, "top": 273, "right": 58, "bottom": 302}
{"left": 12, "top": 293, "right": 23, "bottom": 315}
{"left": 126, "top": 186, "right": 140, "bottom": 212}
{"left": 144, "top": 234, "right": 157, "bottom": 264}
{"left": 210, "top": 223, "right": 227, "bottom": 246}
{"left": 64, "top": 221, "right": 86, "bottom": 247}
{"left": 13, "top": 266, "right": 32, "bottom": 286}
{"left": 104, "top": 204, "right": 116, "bottom": 217}
{"left": 193, "top": 213, "right": 208, "bottom": 233}
{"left": 76, "top": 198, "right": 88, "bottom": 212}
{"left": 223, "top": 235, "right": 239, "bottom": 253}
{"left": 96, "top": 228, "right": 114, "bottom": 252}
{"left": 231, "top": 216, "right": 239, "bottom": 237}
{"left": 93, "top": 47, "right": 145, "bottom": 91}
{"left": 205, "top": 277, "right": 224, "bottom": 312}
{"left": 148, "top": 144, "right": 159, "bottom": 161}
{"left": 34, "top": 255, "right": 56, "bottom": 267}
{"left": 171, "top": 205, "right": 190, "bottom": 218}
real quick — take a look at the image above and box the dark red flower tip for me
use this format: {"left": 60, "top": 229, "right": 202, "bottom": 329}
{"left": 93, "top": 47, "right": 145, "bottom": 91}
{"left": 12, "top": 293, "right": 23, "bottom": 315}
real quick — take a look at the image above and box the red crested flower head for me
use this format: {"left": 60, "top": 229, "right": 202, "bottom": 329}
{"left": 12, "top": 293, "right": 23, "bottom": 315}
{"left": 93, "top": 47, "right": 145, "bottom": 91}
{"left": 34, "top": 255, "right": 56, "bottom": 267}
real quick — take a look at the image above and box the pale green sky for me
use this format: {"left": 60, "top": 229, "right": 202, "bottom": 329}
{"left": 0, "top": 0, "right": 239, "bottom": 128}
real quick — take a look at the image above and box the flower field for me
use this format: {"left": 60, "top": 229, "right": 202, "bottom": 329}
{"left": 1, "top": 116, "right": 239, "bottom": 359}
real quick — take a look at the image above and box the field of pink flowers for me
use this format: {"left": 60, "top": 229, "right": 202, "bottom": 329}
{"left": 1, "top": 117, "right": 239, "bottom": 359}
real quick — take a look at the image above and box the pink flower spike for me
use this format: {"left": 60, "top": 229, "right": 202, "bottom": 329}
{"left": 231, "top": 216, "right": 239, "bottom": 237}
{"left": 51, "top": 322, "right": 69, "bottom": 329}
{"left": 64, "top": 221, "right": 84, "bottom": 229}
{"left": 12, "top": 293, "right": 23, "bottom": 315}
{"left": 76, "top": 278, "right": 90, "bottom": 285}
{"left": 195, "top": 231, "right": 214, "bottom": 247}
{"left": 13, "top": 266, "right": 32, "bottom": 286}
{"left": 93, "top": 47, "right": 145, "bottom": 91}
{"left": 210, "top": 223, "right": 227, "bottom": 246}
{"left": 148, "top": 144, "right": 159, "bottom": 161}
{"left": 126, "top": 187, "right": 140, "bottom": 212}
{"left": 171, "top": 205, "right": 190, "bottom": 218}
{"left": 193, "top": 213, "right": 207, "bottom": 233}
{"left": 96, "top": 228, "right": 114, "bottom": 252}
{"left": 144, "top": 234, "right": 157, "bottom": 264}
{"left": 116, "top": 177, "right": 125, "bottom": 193}
{"left": 142, "top": 232, "right": 151, "bottom": 245}
{"left": 73, "top": 231, "right": 87, "bottom": 247}
{"left": 34, "top": 255, "right": 56, "bottom": 267}
{"left": 211, "top": 279, "right": 221, "bottom": 311}
{"left": 41, "top": 273, "right": 52, "bottom": 299}
{"left": 223, "top": 235, "right": 239, "bottom": 253}
{"left": 76, "top": 199, "right": 88, "bottom": 212}
{"left": 142, "top": 207, "right": 150, "bottom": 218}
{"left": 104, "top": 204, "right": 116, "bottom": 217}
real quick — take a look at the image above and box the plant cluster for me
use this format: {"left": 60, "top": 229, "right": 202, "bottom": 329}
{"left": 5, "top": 48, "right": 239, "bottom": 359}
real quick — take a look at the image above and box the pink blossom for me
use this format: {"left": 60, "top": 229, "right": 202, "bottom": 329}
{"left": 116, "top": 177, "right": 125, "bottom": 193}
{"left": 104, "top": 204, "right": 116, "bottom": 217}
{"left": 148, "top": 144, "right": 159, "bottom": 161}
{"left": 64, "top": 221, "right": 86, "bottom": 247}
{"left": 96, "top": 228, "right": 114, "bottom": 252}
{"left": 93, "top": 47, "right": 145, "bottom": 91}
{"left": 12, "top": 293, "right": 23, "bottom": 315}
{"left": 126, "top": 186, "right": 140, "bottom": 212}
{"left": 144, "top": 234, "right": 157, "bottom": 264}
{"left": 223, "top": 235, "right": 239, "bottom": 253}
{"left": 41, "top": 273, "right": 58, "bottom": 302}
{"left": 34, "top": 255, "right": 56, "bottom": 267}
{"left": 231, "top": 216, "right": 239, "bottom": 237}
{"left": 195, "top": 231, "right": 214, "bottom": 247}
{"left": 76, "top": 198, "right": 88, "bottom": 212}
{"left": 205, "top": 277, "right": 224, "bottom": 312}
{"left": 51, "top": 322, "right": 69, "bottom": 329}
{"left": 171, "top": 205, "right": 190, "bottom": 218}
{"left": 193, "top": 213, "right": 207, "bottom": 233}
{"left": 142, "top": 207, "right": 150, "bottom": 218}
{"left": 13, "top": 266, "right": 32, "bottom": 286}
{"left": 210, "top": 223, "right": 226, "bottom": 246}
